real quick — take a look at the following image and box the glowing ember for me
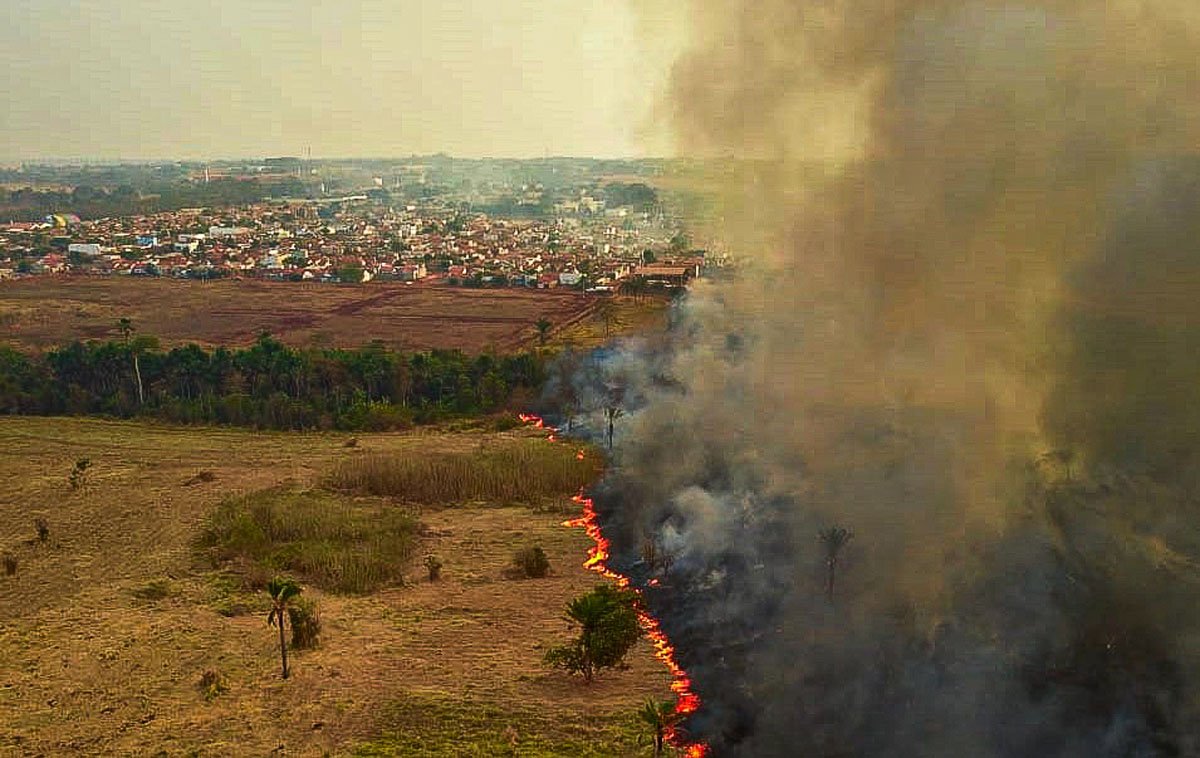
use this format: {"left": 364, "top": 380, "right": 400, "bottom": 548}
{"left": 519, "top": 412, "right": 707, "bottom": 755}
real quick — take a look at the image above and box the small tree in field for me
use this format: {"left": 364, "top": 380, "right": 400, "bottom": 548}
{"left": 266, "top": 576, "right": 302, "bottom": 679}
{"left": 638, "top": 698, "right": 679, "bottom": 756}
{"left": 69, "top": 458, "right": 91, "bottom": 490}
{"left": 544, "top": 584, "right": 641, "bottom": 683}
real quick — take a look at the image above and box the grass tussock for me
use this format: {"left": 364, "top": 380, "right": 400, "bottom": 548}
{"left": 197, "top": 488, "right": 418, "bottom": 594}
{"left": 327, "top": 439, "right": 601, "bottom": 505}
{"left": 131, "top": 578, "right": 173, "bottom": 601}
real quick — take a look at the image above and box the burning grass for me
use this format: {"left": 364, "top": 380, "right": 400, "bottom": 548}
{"left": 326, "top": 438, "right": 602, "bottom": 506}
{"left": 196, "top": 488, "right": 418, "bottom": 594}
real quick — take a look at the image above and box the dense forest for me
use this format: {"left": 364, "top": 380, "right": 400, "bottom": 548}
{"left": 0, "top": 333, "right": 545, "bottom": 430}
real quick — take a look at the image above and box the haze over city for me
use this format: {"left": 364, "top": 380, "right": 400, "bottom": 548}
{"left": 1, "top": 0, "right": 682, "bottom": 161}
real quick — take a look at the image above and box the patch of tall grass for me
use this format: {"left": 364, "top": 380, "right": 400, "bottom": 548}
{"left": 197, "top": 488, "right": 417, "bottom": 594}
{"left": 326, "top": 439, "right": 601, "bottom": 505}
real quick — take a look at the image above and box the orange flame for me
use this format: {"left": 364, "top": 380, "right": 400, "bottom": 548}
{"left": 520, "top": 412, "right": 708, "bottom": 755}
{"left": 565, "top": 493, "right": 708, "bottom": 755}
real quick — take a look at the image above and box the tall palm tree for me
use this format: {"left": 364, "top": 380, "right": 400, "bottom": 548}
{"left": 117, "top": 317, "right": 144, "bottom": 405}
{"left": 266, "top": 576, "right": 302, "bottom": 679}
{"left": 604, "top": 404, "right": 623, "bottom": 450}
{"left": 638, "top": 698, "right": 678, "bottom": 756}
{"left": 819, "top": 527, "right": 852, "bottom": 602}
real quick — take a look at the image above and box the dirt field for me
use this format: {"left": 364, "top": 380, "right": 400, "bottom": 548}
{"left": 0, "top": 277, "right": 602, "bottom": 353}
{"left": 0, "top": 418, "right": 671, "bottom": 756}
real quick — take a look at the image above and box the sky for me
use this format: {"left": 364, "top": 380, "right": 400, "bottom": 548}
{"left": 0, "top": 0, "right": 680, "bottom": 161}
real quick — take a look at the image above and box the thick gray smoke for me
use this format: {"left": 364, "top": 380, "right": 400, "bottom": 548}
{"left": 569, "top": 2, "right": 1200, "bottom": 755}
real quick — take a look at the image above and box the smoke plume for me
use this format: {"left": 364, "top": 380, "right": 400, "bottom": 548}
{"left": 580, "top": 2, "right": 1200, "bottom": 755}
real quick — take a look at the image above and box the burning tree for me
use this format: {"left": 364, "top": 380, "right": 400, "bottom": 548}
{"left": 819, "top": 526, "right": 852, "bottom": 602}
{"left": 544, "top": 584, "right": 641, "bottom": 682}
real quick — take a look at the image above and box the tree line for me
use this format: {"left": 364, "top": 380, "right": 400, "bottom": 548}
{"left": 0, "top": 332, "right": 545, "bottom": 430}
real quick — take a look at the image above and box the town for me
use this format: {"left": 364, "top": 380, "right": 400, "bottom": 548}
{"left": 0, "top": 160, "right": 716, "bottom": 292}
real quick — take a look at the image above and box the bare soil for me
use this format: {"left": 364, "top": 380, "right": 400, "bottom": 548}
{"left": 0, "top": 277, "right": 599, "bottom": 353}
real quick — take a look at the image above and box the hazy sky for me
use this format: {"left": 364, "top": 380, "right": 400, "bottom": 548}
{"left": 0, "top": 0, "right": 679, "bottom": 161}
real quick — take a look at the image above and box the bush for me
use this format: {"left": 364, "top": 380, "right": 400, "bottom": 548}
{"left": 132, "top": 578, "right": 172, "bottom": 601}
{"left": 198, "top": 669, "right": 227, "bottom": 701}
{"left": 326, "top": 439, "right": 598, "bottom": 505}
{"left": 34, "top": 518, "right": 49, "bottom": 543}
{"left": 288, "top": 597, "right": 322, "bottom": 649}
{"left": 512, "top": 545, "right": 551, "bottom": 579}
{"left": 184, "top": 470, "right": 217, "bottom": 486}
{"left": 424, "top": 555, "right": 443, "bottom": 581}
{"left": 196, "top": 488, "right": 418, "bottom": 594}
{"left": 69, "top": 458, "right": 91, "bottom": 490}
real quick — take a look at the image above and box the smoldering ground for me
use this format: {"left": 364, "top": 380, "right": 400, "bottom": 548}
{"left": 549, "top": 1, "right": 1200, "bottom": 755}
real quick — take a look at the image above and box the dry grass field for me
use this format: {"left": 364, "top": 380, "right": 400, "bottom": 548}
{"left": 0, "top": 277, "right": 602, "bottom": 353}
{"left": 0, "top": 417, "right": 672, "bottom": 756}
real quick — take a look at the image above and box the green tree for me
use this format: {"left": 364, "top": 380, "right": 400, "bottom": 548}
{"left": 544, "top": 585, "right": 641, "bottom": 683}
{"left": 266, "top": 576, "right": 303, "bottom": 679}
{"left": 337, "top": 265, "right": 363, "bottom": 284}
{"left": 535, "top": 317, "right": 552, "bottom": 346}
{"left": 638, "top": 698, "right": 679, "bottom": 756}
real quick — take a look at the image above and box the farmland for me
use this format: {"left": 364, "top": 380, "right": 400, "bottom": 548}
{"left": 0, "top": 417, "right": 672, "bottom": 755}
{"left": 0, "top": 277, "right": 604, "bottom": 353}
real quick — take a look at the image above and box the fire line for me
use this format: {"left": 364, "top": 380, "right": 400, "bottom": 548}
{"left": 520, "top": 413, "right": 708, "bottom": 757}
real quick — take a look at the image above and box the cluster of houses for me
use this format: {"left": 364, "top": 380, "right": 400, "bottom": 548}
{"left": 0, "top": 199, "right": 709, "bottom": 291}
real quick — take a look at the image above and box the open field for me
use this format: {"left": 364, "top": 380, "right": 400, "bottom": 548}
{"left": 0, "top": 417, "right": 672, "bottom": 756}
{"left": 0, "top": 277, "right": 602, "bottom": 353}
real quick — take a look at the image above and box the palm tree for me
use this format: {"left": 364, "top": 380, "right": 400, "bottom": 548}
{"left": 117, "top": 317, "right": 144, "bottom": 405}
{"left": 819, "top": 527, "right": 852, "bottom": 602}
{"left": 266, "top": 576, "right": 302, "bottom": 679}
{"left": 595, "top": 299, "right": 617, "bottom": 338}
{"left": 563, "top": 591, "right": 610, "bottom": 682}
{"left": 535, "top": 317, "right": 552, "bottom": 346}
{"left": 638, "top": 698, "right": 678, "bottom": 756}
{"left": 604, "top": 404, "right": 623, "bottom": 450}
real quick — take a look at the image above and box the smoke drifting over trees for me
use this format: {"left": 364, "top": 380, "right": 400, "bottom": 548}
{"left": 591, "top": 1, "right": 1200, "bottom": 754}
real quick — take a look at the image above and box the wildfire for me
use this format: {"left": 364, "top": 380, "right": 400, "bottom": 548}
{"left": 518, "top": 412, "right": 708, "bottom": 757}
{"left": 565, "top": 492, "right": 706, "bottom": 754}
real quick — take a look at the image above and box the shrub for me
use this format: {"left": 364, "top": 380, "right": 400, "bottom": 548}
{"left": 424, "top": 554, "right": 443, "bottom": 581}
{"left": 326, "top": 439, "right": 598, "bottom": 505}
{"left": 2, "top": 553, "right": 16, "bottom": 576}
{"left": 196, "top": 488, "right": 417, "bottom": 594}
{"left": 34, "top": 518, "right": 49, "bottom": 543}
{"left": 198, "top": 669, "right": 227, "bottom": 701}
{"left": 184, "top": 470, "right": 217, "bottom": 486}
{"left": 512, "top": 545, "right": 551, "bottom": 579}
{"left": 287, "top": 597, "right": 322, "bottom": 650}
{"left": 132, "top": 578, "right": 173, "bottom": 601}
{"left": 69, "top": 458, "right": 91, "bottom": 490}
